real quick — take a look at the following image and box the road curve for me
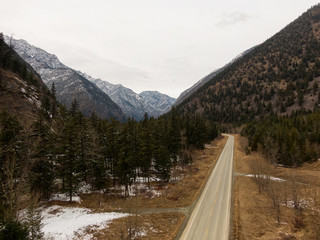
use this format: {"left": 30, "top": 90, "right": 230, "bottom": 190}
{"left": 180, "top": 134, "right": 234, "bottom": 240}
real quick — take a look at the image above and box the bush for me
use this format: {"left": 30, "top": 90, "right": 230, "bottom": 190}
{"left": 0, "top": 221, "right": 28, "bottom": 240}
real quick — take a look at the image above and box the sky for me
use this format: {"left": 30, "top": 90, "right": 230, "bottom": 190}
{"left": 1, "top": 1, "right": 319, "bottom": 98}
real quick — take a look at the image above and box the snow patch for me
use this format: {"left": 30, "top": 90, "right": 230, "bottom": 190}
{"left": 284, "top": 198, "right": 312, "bottom": 209}
{"left": 49, "top": 193, "right": 82, "bottom": 204}
{"left": 42, "top": 205, "right": 128, "bottom": 240}
{"left": 77, "top": 182, "right": 92, "bottom": 194}
{"left": 245, "top": 174, "right": 285, "bottom": 182}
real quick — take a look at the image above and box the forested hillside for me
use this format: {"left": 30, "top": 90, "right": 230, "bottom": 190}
{"left": 176, "top": 4, "right": 320, "bottom": 124}
{"left": 242, "top": 110, "right": 320, "bottom": 166}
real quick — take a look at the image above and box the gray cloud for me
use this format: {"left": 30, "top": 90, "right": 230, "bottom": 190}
{"left": 215, "top": 12, "right": 251, "bottom": 27}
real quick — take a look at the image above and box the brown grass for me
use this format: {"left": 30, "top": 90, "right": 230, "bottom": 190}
{"left": 87, "top": 213, "right": 185, "bottom": 240}
{"left": 232, "top": 134, "right": 320, "bottom": 240}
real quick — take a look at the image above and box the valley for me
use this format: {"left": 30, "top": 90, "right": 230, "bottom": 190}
{"left": 2, "top": 2, "right": 320, "bottom": 240}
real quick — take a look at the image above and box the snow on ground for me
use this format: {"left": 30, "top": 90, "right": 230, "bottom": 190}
{"left": 245, "top": 174, "right": 286, "bottom": 182}
{"left": 77, "top": 182, "right": 93, "bottom": 194}
{"left": 111, "top": 183, "right": 163, "bottom": 198}
{"left": 42, "top": 205, "right": 128, "bottom": 240}
{"left": 49, "top": 193, "right": 82, "bottom": 204}
{"left": 284, "top": 198, "right": 312, "bottom": 209}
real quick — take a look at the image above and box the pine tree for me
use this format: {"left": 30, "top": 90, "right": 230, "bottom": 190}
{"left": 115, "top": 118, "right": 136, "bottom": 196}
{"left": 0, "top": 111, "right": 26, "bottom": 222}
{"left": 138, "top": 113, "right": 153, "bottom": 187}
{"left": 153, "top": 120, "right": 171, "bottom": 182}
{"left": 167, "top": 107, "right": 181, "bottom": 168}
{"left": 105, "top": 119, "right": 121, "bottom": 186}
{"left": 59, "top": 106, "right": 82, "bottom": 201}
{"left": 50, "top": 82, "right": 56, "bottom": 99}
{"left": 0, "top": 220, "right": 28, "bottom": 240}
{"left": 25, "top": 196, "right": 43, "bottom": 240}
{"left": 29, "top": 114, "right": 55, "bottom": 200}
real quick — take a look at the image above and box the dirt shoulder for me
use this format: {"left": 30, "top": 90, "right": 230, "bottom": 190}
{"left": 232, "top": 134, "right": 320, "bottom": 240}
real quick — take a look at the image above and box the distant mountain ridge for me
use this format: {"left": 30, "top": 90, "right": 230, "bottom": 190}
{"left": 79, "top": 72, "right": 176, "bottom": 120}
{"left": 5, "top": 36, "right": 126, "bottom": 121}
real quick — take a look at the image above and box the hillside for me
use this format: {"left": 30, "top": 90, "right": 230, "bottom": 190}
{"left": 175, "top": 5, "right": 320, "bottom": 123}
{"left": 174, "top": 46, "right": 255, "bottom": 107}
{"left": 0, "top": 34, "right": 58, "bottom": 127}
{"left": 139, "top": 91, "right": 176, "bottom": 116}
{"left": 5, "top": 36, "right": 126, "bottom": 121}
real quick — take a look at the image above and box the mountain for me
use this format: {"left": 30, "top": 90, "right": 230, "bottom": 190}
{"left": 4, "top": 36, "right": 126, "bottom": 121}
{"left": 174, "top": 46, "right": 255, "bottom": 106}
{"left": 175, "top": 4, "right": 320, "bottom": 123}
{"left": 0, "top": 34, "right": 58, "bottom": 127}
{"left": 81, "top": 72, "right": 176, "bottom": 120}
{"left": 139, "top": 91, "right": 176, "bottom": 116}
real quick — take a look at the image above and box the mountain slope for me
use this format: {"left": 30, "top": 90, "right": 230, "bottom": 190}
{"left": 174, "top": 47, "right": 255, "bottom": 107}
{"left": 5, "top": 36, "right": 126, "bottom": 121}
{"left": 81, "top": 72, "right": 176, "bottom": 120}
{"left": 0, "top": 34, "right": 58, "bottom": 127}
{"left": 139, "top": 91, "right": 176, "bottom": 116}
{"left": 175, "top": 4, "right": 320, "bottom": 123}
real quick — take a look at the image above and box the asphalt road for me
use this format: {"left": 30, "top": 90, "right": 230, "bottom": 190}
{"left": 180, "top": 134, "right": 234, "bottom": 240}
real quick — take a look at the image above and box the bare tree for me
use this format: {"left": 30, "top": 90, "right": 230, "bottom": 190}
{"left": 0, "top": 153, "right": 28, "bottom": 222}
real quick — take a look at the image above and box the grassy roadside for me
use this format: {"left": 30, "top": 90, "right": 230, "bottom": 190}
{"left": 231, "top": 134, "right": 320, "bottom": 240}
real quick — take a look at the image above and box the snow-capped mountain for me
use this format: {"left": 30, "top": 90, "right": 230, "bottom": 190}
{"left": 6, "top": 36, "right": 175, "bottom": 121}
{"left": 5, "top": 36, "right": 126, "bottom": 121}
{"left": 139, "top": 91, "right": 176, "bottom": 116}
{"left": 80, "top": 72, "right": 176, "bottom": 120}
{"left": 174, "top": 46, "right": 256, "bottom": 106}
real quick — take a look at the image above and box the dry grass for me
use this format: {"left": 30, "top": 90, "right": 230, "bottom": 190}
{"left": 232, "top": 134, "right": 320, "bottom": 240}
{"left": 88, "top": 213, "right": 185, "bottom": 240}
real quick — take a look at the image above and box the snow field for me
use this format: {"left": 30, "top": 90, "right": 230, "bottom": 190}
{"left": 42, "top": 205, "right": 128, "bottom": 240}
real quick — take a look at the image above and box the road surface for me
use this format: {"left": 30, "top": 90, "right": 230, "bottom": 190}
{"left": 180, "top": 134, "right": 234, "bottom": 240}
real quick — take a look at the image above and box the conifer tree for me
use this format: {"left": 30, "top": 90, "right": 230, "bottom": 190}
{"left": 29, "top": 114, "right": 55, "bottom": 200}
{"left": 0, "top": 111, "right": 26, "bottom": 222}
{"left": 167, "top": 107, "right": 181, "bottom": 168}
{"left": 115, "top": 118, "right": 136, "bottom": 196}
{"left": 59, "top": 102, "right": 82, "bottom": 201}
{"left": 153, "top": 120, "right": 171, "bottom": 182}
{"left": 138, "top": 113, "right": 153, "bottom": 187}
{"left": 25, "top": 195, "right": 43, "bottom": 240}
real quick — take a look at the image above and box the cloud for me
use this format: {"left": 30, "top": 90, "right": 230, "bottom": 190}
{"left": 215, "top": 12, "right": 251, "bottom": 27}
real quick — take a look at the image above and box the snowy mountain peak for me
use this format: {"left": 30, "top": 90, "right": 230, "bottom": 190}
{"left": 83, "top": 73, "right": 176, "bottom": 120}
{"left": 7, "top": 36, "right": 175, "bottom": 120}
{"left": 5, "top": 36, "right": 66, "bottom": 70}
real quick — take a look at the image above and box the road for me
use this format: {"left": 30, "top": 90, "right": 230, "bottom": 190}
{"left": 180, "top": 134, "right": 234, "bottom": 240}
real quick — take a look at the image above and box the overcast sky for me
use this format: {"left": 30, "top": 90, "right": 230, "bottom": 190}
{"left": 1, "top": 1, "right": 319, "bottom": 98}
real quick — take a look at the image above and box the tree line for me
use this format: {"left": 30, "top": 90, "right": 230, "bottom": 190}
{"left": 242, "top": 110, "right": 320, "bottom": 166}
